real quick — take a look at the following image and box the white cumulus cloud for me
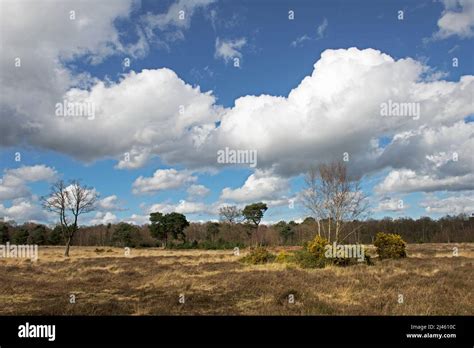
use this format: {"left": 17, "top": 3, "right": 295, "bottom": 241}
{"left": 132, "top": 169, "right": 197, "bottom": 195}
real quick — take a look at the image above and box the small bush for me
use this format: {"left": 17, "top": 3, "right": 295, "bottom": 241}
{"left": 294, "top": 249, "right": 327, "bottom": 269}
{"left": 306, "top": 235, "right": 329, "bottom": 258}
{"left": 241, "top": 247, "right": 276, "bottom": 264}
{"left": 374, "top": 232, "right": 407, "bottom": 259}
{"left": 275, "top": 250, "right": 295, "bottom": 263}
{"left": 291, "top": 235, "right": 330, "bottom": 268}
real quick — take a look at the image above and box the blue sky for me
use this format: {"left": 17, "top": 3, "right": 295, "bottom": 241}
{"left": 0, "top": 0, "right": 473, "bottom": 225}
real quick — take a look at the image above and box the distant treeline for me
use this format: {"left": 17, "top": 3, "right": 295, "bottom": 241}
{"left": 0, "top": 214, "right": 472, "bottom": 248}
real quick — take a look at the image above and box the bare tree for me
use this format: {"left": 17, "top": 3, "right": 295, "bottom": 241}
{"left": 301, "top": 162, "right": 369, "bottom": 243}
{"left": 42, "top": 180, "right": 98, "bottom": 256}
{"left": 301, "top": 167, "right": 324, "bottom": 237}
{"left": 218, "top": 205, "right": 242, "bottom": 224}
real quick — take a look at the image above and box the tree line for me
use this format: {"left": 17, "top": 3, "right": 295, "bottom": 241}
{"left": 1, "top": 213, "right": 472, "bottom": 249}
{"left": 0, "top": 161, "right": 471, "bottom": 257}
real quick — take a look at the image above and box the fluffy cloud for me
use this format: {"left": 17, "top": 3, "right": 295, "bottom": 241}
{"left": 123, "top": 213, "right": 149, "bottom": 225}
{"left": 148, "top": 200, "right": 212, "bottom": 215}
{"left": 375, "top": 170, "right": 474, "bottom": 194}
{"left": 0, "top": 199, "right": 50, "bottom": 224}
{"left": 161, "top": 47, "right": 472, "bottom": 185}
{"left": 89, "top": 211, "right": 118, "bottom": 225}
{"left": 220, "top": 170, "right": 290, "bottom": 203}
{"left": 38, "top": 69, "right": 219, "bottom": 163}
{"left": 214, "top": 37, "right": 247, "bottom": 63}
{"left": 1, "top": 0, "right": 220, "bottom": 165}
{"left": 132, "top": 169, "right": 197, "bottom": 194}
{"left": 421, "top": 192, "right": 474, "bottom": 215}
{"left": 0, "top": 165, "right": 57, "bottom": 201}
{"left": 1, "top": 2, "right": 473, "bottom": 202}
{"left": 375, "top": 121, "right": 474, "bottom": 193}
{"left": 434, "top": 0, "right": 474, "bottom": 39}
{"left": 187, "top": 184, "right": 210, "bottom": 198}
{"left": 97, "top": 195, "right": 124, "bottom": 211}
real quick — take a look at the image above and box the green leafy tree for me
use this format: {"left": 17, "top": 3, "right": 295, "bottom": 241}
{"left": 48, "top": 225, "right": 64, "bottom": 245}
{"left": 149, "top": 212, "right": 165, "bottom": 245}
{"left": 149, "top": 212, "right": 189, "bottom": 247}
{"left": 11, "top": 228, "right": 29, "bottom": 244}
{"left": 275, "top": 221, "right": 294, "bottom": 244}
{"left": 242, "top": 202, "right": 268, "bottom": 244}
{"left": 112, "top": 222, "right": 140, "bottom": 247}
{"left": 27, "top": 225, "right": 47, "bottom": 245}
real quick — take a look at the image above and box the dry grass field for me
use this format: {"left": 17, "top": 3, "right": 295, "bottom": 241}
{"left": 0, "top": 243, "right": 472, "bottom": 315}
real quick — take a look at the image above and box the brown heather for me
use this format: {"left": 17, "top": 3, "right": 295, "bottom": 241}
{"left": 0, "top": 243, "right": 472, "bottom": 315}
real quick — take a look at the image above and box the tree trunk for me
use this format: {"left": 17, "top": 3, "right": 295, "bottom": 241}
{"left": 328, "top": 218, "right": 331, "bottom": 242}
{"left": 64, "top": 236, "right": 72, "bottom": 257}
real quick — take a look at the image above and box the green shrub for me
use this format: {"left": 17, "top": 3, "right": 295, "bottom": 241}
{"left": 241, "top": 247, "right": 276, "bottom": 264}
{"left": 374, "top": 232, "right": 407, "bottom": 259}
{"left": 291, "top": 235, "right": 330, "bottom": 268}
{"left": 293, "top": 249, "right": 327, "bottom": 269}
{"left": 275, "top": 250, "right": 295, "bottom": 263}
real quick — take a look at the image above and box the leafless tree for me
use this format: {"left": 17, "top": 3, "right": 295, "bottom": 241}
{"left": 301, "top": 162, "right": 369, "bottom": 243}
{"left": 42, "top": 180, "right": 98, "bottom": 256}
{"left": 218, "top": 205, "right": 242, "bottom": 224}
{"left": 301, "top": 167, "right": 324, "bottom": 237}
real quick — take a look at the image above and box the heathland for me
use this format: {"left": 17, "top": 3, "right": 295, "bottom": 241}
{"left": 0, "top": 243, "right": 472, "bottom": 315}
